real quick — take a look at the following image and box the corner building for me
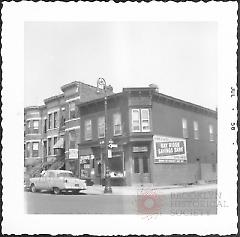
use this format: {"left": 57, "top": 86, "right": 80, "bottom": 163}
{"left": 77, "top": 87, "right": 217, "bottom": 186}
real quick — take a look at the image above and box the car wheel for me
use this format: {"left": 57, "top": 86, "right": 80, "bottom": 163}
{"left": 30, "top": 184, "right": 37, "bottom": 193}
{"left": 53, "top": 187, "right": 61, "bottom": 195}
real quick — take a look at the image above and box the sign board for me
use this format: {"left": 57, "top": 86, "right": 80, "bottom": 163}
{"left": 133, "top": 146, "right": 148, "bottom": 153}
{"left": 108, "top": 149, "right": 112, "bottom": 158}
{"left": 79, "top": 155, "right": 90, "bottom": 164}
{"left": 108, "top": 144, "right": 118, "bottom": 149}
{"left": 69, "top": 149, "right": 78, "bottom": 159}
{"left": 153, "top": 135, "right": 187, "bottom": 163}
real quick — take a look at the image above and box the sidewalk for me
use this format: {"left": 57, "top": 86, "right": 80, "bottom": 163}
{"left": 84, "top": 182, "right": 217, "bottom": 195}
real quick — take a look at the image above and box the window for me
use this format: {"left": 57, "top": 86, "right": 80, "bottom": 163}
{"left": 33, "top": 120, "right": 39, "bottom": 133}
{"left": 48, "top": 114, "right": 52, "bottom": 129}
{"left": 26, "top": 142, "right": 31, "bottom": 157}
{"left": 53, "top": 137, "right": 58, "bottom": 155}
{"left": 53, "top": 112, "right": 58, "bottom": 128}
{"left": 182, "top": 118, "right": 188, "bottom": 138}
{"left": 69, "top": 102, "right": 76, "bottom": 119}
{"left": 27, "top": 121, "right": 31, "bottom": 133}
{"left": 48, "top": 138, "right": 52, "bottom": 155}
{"left": 132, "top": 108, "right": 150, "bottom": 132}
{"left": 44, "top": 119, "right": 47, "bottom": 133}
{"left": 209, "top": 125, "right": 214, "bottom": 141}
{"left": 85, "top": 120, "right": 92, "bottom": 140}
{"left": 141, "top": 109, "right": 150, "bottom": 132}
{"left": 69, "top": 130, "right": 77, "bottom": 149}
{"left": 132, "top": 109, "right": 141, "bottom": 132}
{"left": 193, "top": 121, "right": 199, "bottom": 140}
{"left": 113, "top": 113, "right": 122, "bottom": 136}
{"left": 32, "top": 142, "right": 39, "bottom": 157}
{"left": 98, "top": 117, "right": 105, "bottom": 138}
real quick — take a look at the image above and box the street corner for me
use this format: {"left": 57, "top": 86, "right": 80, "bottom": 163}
{"left": 136, "top": 189, "right": 162, "bottom": 215}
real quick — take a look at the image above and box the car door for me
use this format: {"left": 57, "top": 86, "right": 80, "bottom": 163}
{"left": 36, "top": 172, "right": 48, "bottom": 190}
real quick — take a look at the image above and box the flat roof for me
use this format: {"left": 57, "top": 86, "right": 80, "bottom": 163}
{"left": 77, "top": 87, "right": 217, "bottom": 116}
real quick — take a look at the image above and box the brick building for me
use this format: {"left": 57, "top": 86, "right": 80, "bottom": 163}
{"left": 77, "top": 86, "right": 217, "bottom": 186}
{"left": 24, "top": 81, "right": 110, "bottom": 171}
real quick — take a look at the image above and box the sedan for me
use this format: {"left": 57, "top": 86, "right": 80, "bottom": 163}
{"left": 29, "top": 170, "right": 87, "bottom": 195}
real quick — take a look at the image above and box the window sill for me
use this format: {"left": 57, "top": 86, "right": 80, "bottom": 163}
{"left": 65, "top": 118, "right": 80, "bottom": 123}
{"left": 47, "top": 128, "right": 59, "bottom": 131}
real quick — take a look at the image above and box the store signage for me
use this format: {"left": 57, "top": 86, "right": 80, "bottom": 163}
{"left": 69, "top": 149, "right": 78, "bottom": 159}
{"left": 153, "top": 135, "right": 187, "bottom": 163}
{"left": 80, "top": 155, "right": 90, "bottom": 164}
{"left": 132, "top": 146, "right": 148, "bottom": 153}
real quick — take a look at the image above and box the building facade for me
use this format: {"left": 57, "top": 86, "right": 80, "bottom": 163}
{"left": 77, "top": 87, "right": 217, "bottom": 186}
{"left": 25, "top": 82, "right": 217, "bottom": 186}
{"left": 24, "top": 81, "right": 110, "bottom": 171}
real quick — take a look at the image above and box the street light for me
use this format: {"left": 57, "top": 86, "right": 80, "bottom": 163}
{"left": 97, "top": 78, "right": 112, "bottom": 193}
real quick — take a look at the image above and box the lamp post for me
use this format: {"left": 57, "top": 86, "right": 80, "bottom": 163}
{"left": 97, "top": 78, "right": 112, "bottom": 193}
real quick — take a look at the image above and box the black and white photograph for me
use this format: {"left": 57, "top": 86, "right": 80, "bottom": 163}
{"left": 2, "top": 2, "right": 238, "bottom": 235}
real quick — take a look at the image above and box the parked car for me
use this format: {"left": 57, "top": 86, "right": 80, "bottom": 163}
{"left": 24, "top": 172, "right": 31, "bottom": 191}
{"left": 29, "top": 170, "right": 87, "bottom": 195}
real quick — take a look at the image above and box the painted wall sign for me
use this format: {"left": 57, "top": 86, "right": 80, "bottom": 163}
{"left": 69, "top": 149, "right": 78, "bottom": 159}
{"left": 153, "top": 135, "right": 187, "bottom": 163}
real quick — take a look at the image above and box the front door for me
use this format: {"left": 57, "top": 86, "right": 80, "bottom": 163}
{"left": 132, "top": 153, "right": 150, "bottom": 184}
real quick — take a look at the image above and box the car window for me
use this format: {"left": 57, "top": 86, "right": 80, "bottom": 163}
{"left": 57, "top": 172, "right": 74, "bottom": 178}
{"left": 47, "top": 172, "right": 56, "bottom": 178}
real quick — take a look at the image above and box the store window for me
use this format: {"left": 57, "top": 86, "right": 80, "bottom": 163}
{"left": 132, "top": 108, "right": 150, "bottom": 132}
{"left": 48, "top": 138, "right": 52, "bottom": 155}
{"left": 33, "top": 120, "right": 39, "bottom": 134}
{"left": 98, "top": 117, "right": 105, "bottom": 138}
{"left": 193, "top": 121, "right": 199, "bottom": 140}
{"left": 48, "top": 113, "right": 52, "bottom": 129}
{"left": 182, "top": 118, "right": 188, "bottom": 138}
{"left": 209, "top": 125, "right": 214, "bottom": 141}
{"left": 85, "top": 120, "right": 92, "bottom": 140}
{"left": 32, "top": 142, "right": 39, "bottom": 157}
{"left": 53, "top": 112, "right": 58, "bottom": 128}
{"left": 69, "top": 102, "right": 76, "bottom": 119}
{"left": 69, "top": 130, "right": 77, "bottom": 149}
{"left": 53, "top": 137, "right": 58, "bottom": 155}
{"left": 113, "top": 113, "right": 122, "bottom": 136}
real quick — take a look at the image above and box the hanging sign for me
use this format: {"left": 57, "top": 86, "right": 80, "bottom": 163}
{"left": 69, "top": 149, "right": 78, "bottom": 159}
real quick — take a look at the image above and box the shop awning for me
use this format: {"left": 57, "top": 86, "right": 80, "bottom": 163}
{"left": 53, "top": 138, "right": 64, "bottom": 149}
{"left": 79, "top": 147, "right": 93, "bottom": 156}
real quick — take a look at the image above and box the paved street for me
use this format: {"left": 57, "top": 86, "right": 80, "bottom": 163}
{"left": 25, "top": 185, "right": 217, "bottom": 214}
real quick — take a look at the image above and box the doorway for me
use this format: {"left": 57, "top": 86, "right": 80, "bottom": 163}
{"left": 132, "top": 153, "right": 150, "bottom": 184}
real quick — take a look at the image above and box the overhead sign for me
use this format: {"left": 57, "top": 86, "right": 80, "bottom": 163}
{"left": 69, "top": 149, "right": 78, "bottom": 159}
{"left": 153, "top": 135, "right": 187, "bottom": 163}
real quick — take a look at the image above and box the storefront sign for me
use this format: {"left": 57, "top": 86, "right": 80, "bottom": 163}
{"left": 153, "top": 135, "right": 187, "bottom": 163}
{"left": 69, "top": 149, "right": 78, "bottom": 159}
{"left": 80, "top": 155, "right": 90, "bottom": 164}
{"left": 133, "top": 146, "right": 148, "bottom": 153}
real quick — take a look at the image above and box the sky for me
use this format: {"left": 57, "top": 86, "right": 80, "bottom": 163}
{"left": 24, "top": 22, "right": 217, "bottom": 110}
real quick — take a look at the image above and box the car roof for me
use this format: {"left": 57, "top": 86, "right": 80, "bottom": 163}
{"left": 46, "top": 170, "right": 72, "bottom": 174}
